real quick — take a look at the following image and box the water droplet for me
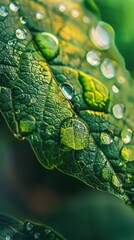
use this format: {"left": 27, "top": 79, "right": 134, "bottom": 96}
{"left": 71, "top": 9, "right": 79, "bottom": 18}
{"left": 112, "top": 103, "right": 124, "bottom": 119}
{"left": 36, "top": 11, "right": 44, "bottom": 19}
{"left": 6, "top": 236, "right": 11, "bottom": 240}
{"left": 0, "top": 6, "right": 8, "bottom": 17}
{"left": 34, "top": 233, "right": 40, "bottom": 239}
{"left": 26, "top": 222, "right": 33, "bottom": 231}
{"left": 16, "top": 29, "right": 27, "bottom": 40}
{"left": 100, "top": 132, "right": 113, "bottom": 145}
{"left": 82, "top": 16, "right": 90, "bottom": 23}
{"left": 8, "top": 40, "right": 14, "bottom": 46}
{"left": 61, "top": 83, "right": 74, "bottom": 100}
{"left": 121, "top": 145, "right": 134, "bottom": 161}
{"left": 118, "top": 76, "right": 126, "bottom": 84}
{"left": 58, "top": 3, "right": 66, "bottom": 12}
{"left": 86, "top": 49, "right": 101, "bottom": 66}
{"left": 20, "top": 16, "right": 26, "bottom": 24}
{"left": 112, "top": 85, "right": 119, "bottom": 93}
{"left": 9, "top": 2, "right": 19, "bottom": 12}
{"left": 34, "top": 32, "right": 59, "bottom": 60}
{"left": 121, "top": 128, "right": 132, "bottom": 144}
{"left": 45, "top": 229, "right": 51, "bottom": 235}
{"left": 100, "top": 58, "right": 115, "bottom": 79}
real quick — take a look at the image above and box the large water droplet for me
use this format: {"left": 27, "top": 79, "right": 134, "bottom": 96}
{"left": 16, "top": 29, "right": 27, "bottom": 40}
{"left": 0, "top": 6, "right": 8, "bottom": 17}
{"left": 20, "top": 16, "right": 26, "bottom": 24}
{"left": 86, "top": 49, "right": 101, "bottom": 66}
{"left": 26, "top": 222, "right": 33, "bottom": 231}
{"left": 71, "top": 9, "right": 79, "bottom": 18}
{"left": 112, "top": 85, "right": 119, "bottom": 93}
{"left": 34, "top": 32, "right": 59, "bottom": 60}
{"left": 100, "top": 132, "right": 113, "bottom": 145}
{"left": 112, "top": 103, "right": 124, "bottom": 119}
{"left": 90, "top": 21, "right": 112, "bottom": 50}
{"left": 100, "top": 58, "right": 115, "bottom": 79}
{"left": 121, "top": 128, "right": 132, "bottom": 144}
{"left": 36, "top": 11, "right": 44, "bottom": 19}
{"left": 121, "top": 145, "right": 134, "bottom": 161}
{"left": 9, "top": 2, "right": 19, "bottom": 12}
{"left": 58, "top": 3, "right": 66, "bottom": 12}
{"left": 34, "top": 233, "right": 40, "bottom": 239}
{"left": 61, "top": 83, "right": 74, "bottom": 100}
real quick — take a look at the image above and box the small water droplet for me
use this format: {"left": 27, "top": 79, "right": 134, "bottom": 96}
{"left": 36, "top": 11, "right": 44, "bottom": 19}
{"left": 112, "top": 103, "right": 124, "bottom": 119}
{"left": 9, "top": 2, "right": 19, "bottom": 12}
{"left": 112, "top": 85, "right": 119, "bottom": 93}
{"left": 90, "top": 21, "right": 112, "bottom": 50}
{"left": 8, "top": 40, "right": 14, "bottom": 46}
{"left": 121, "top": 128, "right": 132, "bottom": 144}
{"left": 45, "top": 229, "right": 51, "bottom": 235}
{"left": 0, "top": 6, "right": 8, "bottom": 17}
{"left": 61, "top": 83, "right": 74, "bottom": 100}
{"left": 6, "top": 236, "right": 11, "bottom": 240}
{"left": 121, "top": 145, "right": 134, "bottom": 161}
{"left": 82, "top": 16, "right": 90, "bottom": 23}
{"left": 34, "top": 233, "right": 40, "bottom": 239}
{"left": 16, "top": 28, "right": 27, "bottom": 40}
{"left": 58, "top": 3, "right": 66, "bottom": 12}
{"left": 118, "top": 76, "right": 126, "bottom": 84}
{"left": 20, "top": 16, "right": 26, "bottom": 24}
{"left": 26, "top": 222, "right": 33, "bottom": 231}
{"left": 100, "top": 58, "right": 115, "bottom": 79}
{"left": 100, "top": 132, "right": 113, "bottom": 145}
{"left": 86, "top": 49, "right": 101, "bottom": 66}
{"left": 34, "top": 32, "right": 59, "bottom": 60}
{"left": 71, "top": 9, "right": 79, "bottom": 18}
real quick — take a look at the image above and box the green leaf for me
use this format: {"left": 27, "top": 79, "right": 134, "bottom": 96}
{"left": 0, "top": 0, "right": 134, "bottom": 206}
{"left": 0, "top": 214, "right": 66, "bottom": 240}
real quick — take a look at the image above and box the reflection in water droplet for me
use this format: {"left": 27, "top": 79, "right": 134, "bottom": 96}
{"left": 34, "top": 32, "right": 59, "bottom": 60}
{"left": 121, "top": 128, "right": 132, "bottom": 144}
{"left": 86, "top": 49, "right": 101, "bottom": 66}
{"left": 16, "top": 29, "right": 27, "bottom": 40}
{"left": 9, "top": 2, "right": 19, "bottom": 12}
{"left": 36, "top": 11, "right": 44, "bottom": 19}
{"left": 83, "top": 16, "right": 90, "bottom": 23}
{"left": 100, "top": 58, "right": 115, "bottom": 79}
{"left": 112, "top": 85, "right": 119, "bottom": 93}
{"left": 71, "top": 9, "right": 79, "bottom": 18}
{"left": 0, "top": 6, "right": 8, "bottom": 17}
{"left": 26, "top": 222, "right": 33, "bottom": 231}
{"left": 61, "top": 83, "right": 74, "bottom": 100}
{"left": 90, "top": 21, "right": 112, "bottom": 50}
{"left": 121, "top": 145, "right": 134, "bottom": 161}
{"left": 100, "top": 132, "right": 113, "bottom": 145}
{"left": 20, "top": 16, "right": 26, "bottom": 24}
{"left": 34, "top": 233, "right": 40, "bottom": 239}
{"left": 112, "top": 103, "right": 124, "bottom": 119}
{"left": 58, "top": 3, "right": 66, "bottom": 12}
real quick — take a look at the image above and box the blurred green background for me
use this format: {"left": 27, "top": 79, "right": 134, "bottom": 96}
{"left": 1, "top": 0, "right": 134, "bottom": 239}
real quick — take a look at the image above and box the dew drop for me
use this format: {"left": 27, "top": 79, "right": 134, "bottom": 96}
{"left": 34, "top": 32, "right": 59, "bottom": 60}
{"left": 0, "top": 6, "right": 8, "bottom": 17}
{"left": 26, "top": 222, "right": 33, "bottom": 231}
{"left": 121, "top": 128, "right": 132, "bottom": 144}
{"left": 100, "top": 58, "right": 115, "bottom": 79}
{"left": 6, "top": 236, "right": 11, "bottom": 240}
{"left": 61, "top": 83, "right": 74, "bottom": 100}
{"left": 16, "top": 28, "right": 27, "bottom": 40}
{"left": 20, "top": 16, "right": 26, "bottom": 24}
{"left": 58, "top": 3, "right": 66, "bottom": 12}
{"left": 112, "top": 85, "right": 119, "bottom": 93}
{"left": 121, "top": 145, "right": 134, "bottom": 161}
{"left": 34, "top": 233, "right": 40, "bottom": 239}
{"left": 82, "top": 16, "right": 90, "bottom": 23}
{"left": 112, "top": 103, "right": 124, "bottom": 119}
{"left": 100, "top": 132, "right": 113, "bottom": 145}
{"left": 36, "top": 11, "right": 44, "bottom": 19}
{"left": 9, "top": 2, "right": 19, "bottom": 12}
{"left": 8, "top": 40, "right": 14, "bottom": 46}
{"left": 71, "top": 9, "right": 79, "bottom": 18}
{"left": 90, "top": 21, "right": 112, "bottom": 50}
{"left": 86, "top": 49, "right": 101, "bottom": 66}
